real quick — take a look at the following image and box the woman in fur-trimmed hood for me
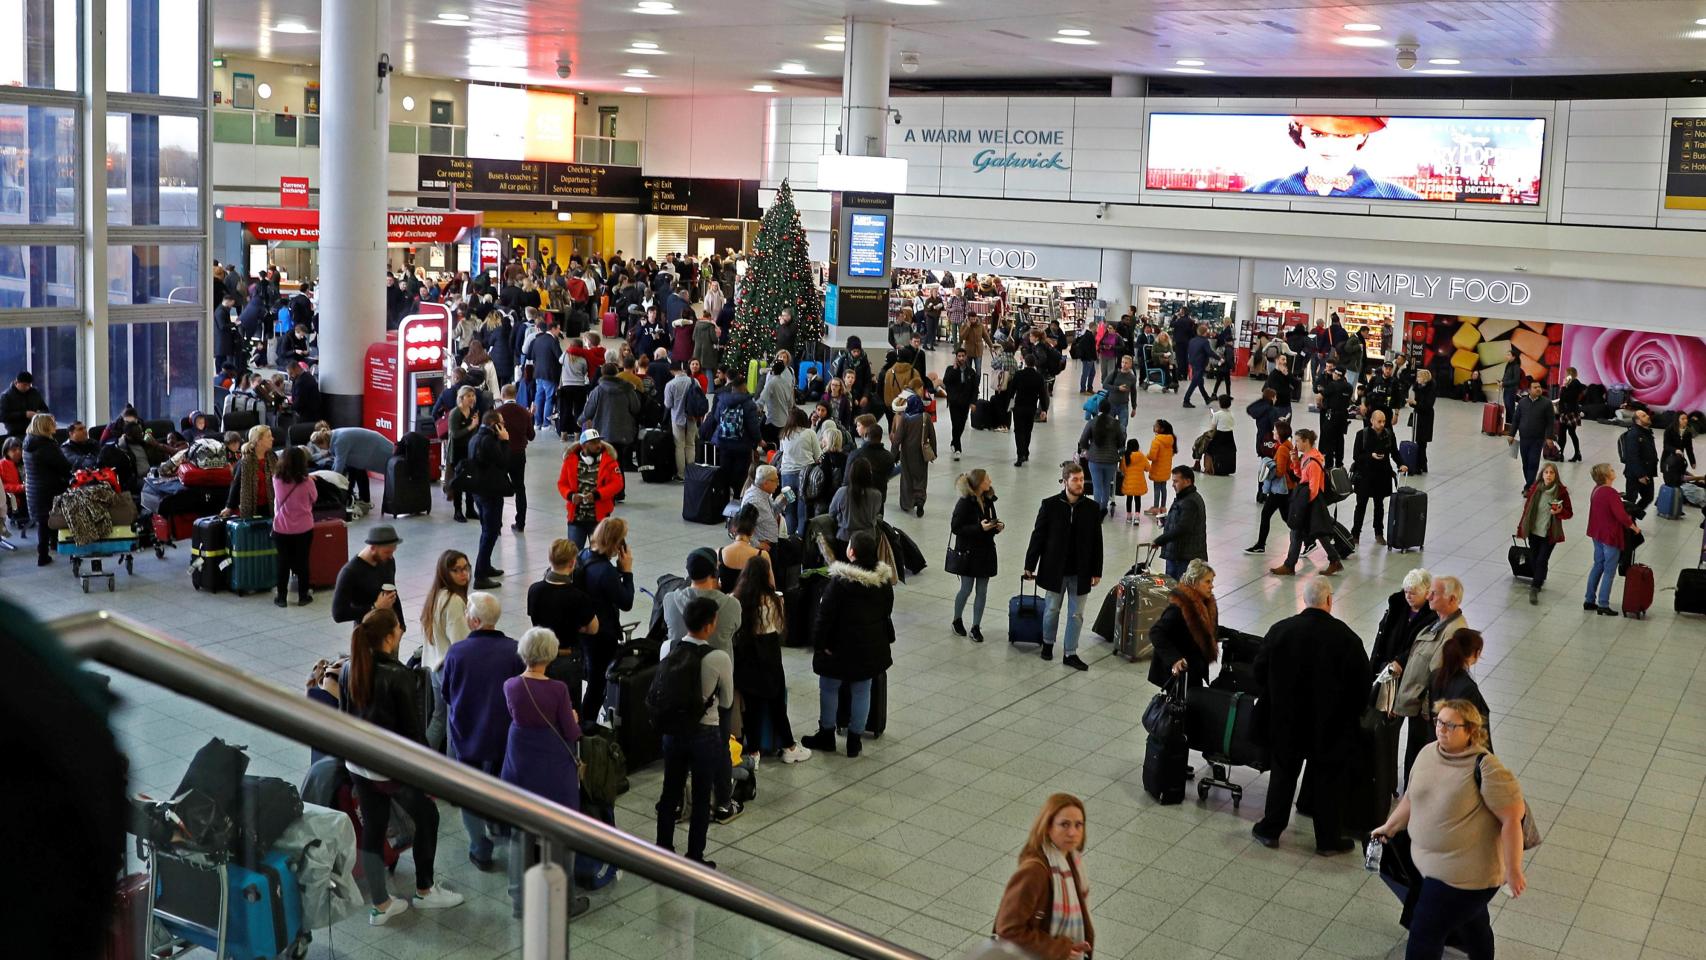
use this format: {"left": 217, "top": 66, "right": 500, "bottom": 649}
{"left": 802, "top": 529, "right": 897, "bottom": 757}
{"left": 1145, "top": 559, "right": 1220, "bottom": 689}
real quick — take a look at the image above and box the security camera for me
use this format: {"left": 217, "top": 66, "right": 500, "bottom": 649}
{"left": 1395, "top": 43, "right": 1418, "bottom": 70}
{"left": 900, "top": 51, "right": 920, "bottom": 75}
{"left": 1095, "top": 202, "right": 1107, "bottom": 220}
{"left": 556, "top": 56, "right": 572, "bottom": 80}
{"left": 580, "top": 93, "right": 590, "bottom": 105}
{"left": 893, "top": 110, "right": 902, "bottom": 125}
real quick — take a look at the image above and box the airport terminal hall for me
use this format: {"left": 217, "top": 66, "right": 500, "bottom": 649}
{"left": 12, "top": 2, "right": 1706, "bottom": 959}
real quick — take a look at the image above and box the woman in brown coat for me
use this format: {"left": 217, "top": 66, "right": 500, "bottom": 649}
{"left": 994, "top": 793, "right": 1094, "bottom": 960}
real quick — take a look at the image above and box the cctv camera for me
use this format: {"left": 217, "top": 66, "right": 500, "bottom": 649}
{"left": 1095, "top": 202, "right": 1107, "bottom": 220}
{"left": 1395, "top": 43, "right": 1418, "bottom": 70}
{"left": 900, "top": 51, "right": 920, "bottom": 75}
{"left": 893, "top": 111, "right": 902, "bottom": 125}
{"left": 556, "top": 56, "right": 572, "bottom": 80}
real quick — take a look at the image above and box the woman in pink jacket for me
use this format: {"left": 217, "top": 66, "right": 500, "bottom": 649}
{"left": 1583, "top": 462, "right": 1639, "bottom": 616}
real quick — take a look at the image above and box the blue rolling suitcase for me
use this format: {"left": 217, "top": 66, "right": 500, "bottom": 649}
{"left": 1008, "top": 577, "right": 1045, "bottom": 647}
{"left": 1658, "top": 485, "right": 1684, "bottom": 520}
{"left": 225, "top": 518, "right": 278, "bottom": 596}
{"left": 153, "top": 848, "right": 307, "bottom": 960}
{"left": 1397, "top": 440, "right": 1419, "bottom": 472}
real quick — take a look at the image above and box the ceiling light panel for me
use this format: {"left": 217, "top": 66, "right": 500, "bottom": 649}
{"left": 1343, "top": 22, "right": 1382, "bottom": 31}
{"left": 1335, "top": 36, "right": 1388, "bottom": 47}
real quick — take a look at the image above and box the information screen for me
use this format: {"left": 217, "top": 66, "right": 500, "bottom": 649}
{"left": 846, "top": 213, "right": 890, "bottom": 278}
{"left": 1146, "top": 113, "right": 1546, "bottom": 205}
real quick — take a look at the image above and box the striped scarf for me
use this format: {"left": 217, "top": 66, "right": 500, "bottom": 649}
{"left": 1042, "top": 844, "right": 1086, "bottom": 944}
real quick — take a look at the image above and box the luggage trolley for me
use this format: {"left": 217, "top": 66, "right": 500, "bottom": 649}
{"left": 140, "top": 838, "right": 312, "bottom": 960}
{"left": 57, "top": 525, "right": 140, "bottom": 592}
{"left": 1185, "top": 630, "right": 1267, "bottom": 808}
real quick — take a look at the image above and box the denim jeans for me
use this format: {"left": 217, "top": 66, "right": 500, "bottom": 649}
{"left": 1088, "top": 461, "right": 1116, "bottom": 511}
{"left": 532, "top": 385, "right": 556, "bottom": 429}
{"left": 1405, "top": 878, "right": 1498, "bottom": 960}
{"left": 1079, "top": 360, "right": 1097, "bottom": 392}
{"left": 451, "top": 748, "right": 505, "bottom": 862}
{"left": 1042, "top": 576, "right": 1087, "bottom": 654}
{"left": 655, "top": 726, "right": 720, "bottom": 861}
{"left": 954, "top": 575, "right": 989, "bottom": 626}
{"left": 781, "top": 470, "right": 808, "bottom": 534}
{"left": 1165, "top": 558, "right": 1187, "bottom": 582}
{"left": 818, "top": 677, "right": 871, "bottom": 735}
{"left": 1528, "top": 534, "right": 1556, "bottom": 589}
{"left": 474, "top": 494, "right": 503, "bottom": 577}
{"left": 1586, "top": 539, "right": 1620, "bottom": 607}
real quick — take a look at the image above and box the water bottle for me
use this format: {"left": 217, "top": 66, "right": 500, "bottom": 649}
{"left": 1363, "top": 838, "right": 1382, "bottom": 872}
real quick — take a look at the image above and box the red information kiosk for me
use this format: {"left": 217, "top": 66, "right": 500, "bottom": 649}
{"left": 364, "top": 303, "right": 450, "bottom": 472}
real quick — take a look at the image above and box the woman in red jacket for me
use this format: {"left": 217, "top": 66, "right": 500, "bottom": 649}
{"left": 1516, "top": 462, "right": 1572, "bottom": 605}
{"left": 558, "top": 428, "right": 623, "bottom": 549}
{"left": 1584, "top": 462, "right": 1639, "bottom": 616}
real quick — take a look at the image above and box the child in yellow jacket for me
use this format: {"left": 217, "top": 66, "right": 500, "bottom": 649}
{"left": 1119, "top": 438, "right": 1150, "bottom": 523}
{"left": 1146, "top": 420, "right": 1176, "bottom": 516}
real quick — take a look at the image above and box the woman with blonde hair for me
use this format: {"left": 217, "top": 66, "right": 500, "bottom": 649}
{"left": 948, "top": 469, "right": 1003, "bottom": 641}
{"left": 224, "top": 424, "right": 275, "bottom": 520}
{"left": 22, "top": 413, "right": 71, "bottom": 565}
{"left": 994, "top": 792, "right": 1094, "bottom": 960}
{"left": 1373, "top": 700, "right": 1526, "bottom": 958}
{"left": 1146, "top": 558, "right": 1219, "bottom": 687}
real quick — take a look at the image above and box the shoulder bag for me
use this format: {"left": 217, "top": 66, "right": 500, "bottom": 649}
{"left": 1474, "top": 755, "right": 1542, "bottom": 849}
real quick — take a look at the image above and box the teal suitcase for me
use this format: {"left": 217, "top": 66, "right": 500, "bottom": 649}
{"left": 225, "top": 518, "right": 277, "bottom": 596}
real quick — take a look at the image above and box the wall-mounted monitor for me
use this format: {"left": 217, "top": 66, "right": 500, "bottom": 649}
{"left": 845, "top": 212, "right": 890, "bottom": 278}
{"left": 1145, "top": 113, "right": 1546, "bottom": 205}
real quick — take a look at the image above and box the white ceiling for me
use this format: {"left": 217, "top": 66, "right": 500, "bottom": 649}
{"left": 220, "top": 1, "right": 1706, "bottom": 94}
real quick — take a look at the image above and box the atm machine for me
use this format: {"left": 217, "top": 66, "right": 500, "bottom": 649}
{"left": 363, "top": 303, "right": 450, "bottom": 471}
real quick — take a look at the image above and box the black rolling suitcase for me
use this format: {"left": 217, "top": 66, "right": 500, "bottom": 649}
{"left": 784, "top": 573, "right": 828, "bottom": 648}
{"left": 835, "top": 671, "right": 887, "bottom": 738}
{"left": 682, "top": 463, "right": 727, "bottom": 524}
{"left": 1385, "top": 486, "right": 1427, "bottom": 553}
{"left": 190, "top": 516, "right": 230, "bottom": 593}
{"left": 1508, "top": 535, "right": 1534, "bottom": 580}
{"left": 1141, "top": 677, "right": 1189, "bottom": 805}
{"left": 1325, "top": 516, "right": 1357, "bottom": 558}
{"left": 639, "top": 428, "right": 674, "bottom": 484}
{"left": 602, "top": 656, "right": 662, "bottom": 772}
{"left": 1185, "top": 686, "right": 1267, "bottom": 807}
{"left": 1678, "top": 526, "right": 1706, "bottom": 615}
{"left": 381, "top": 454, "right": 432, "bottom": 517}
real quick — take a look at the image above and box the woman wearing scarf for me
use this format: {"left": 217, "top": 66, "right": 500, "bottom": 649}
{"left": 223, "top": 424, "right": 274, "bottom": 520}
{"left": 1145, "top": 559, "right": 1220, "bottom": 689}
{"left": 1516, "top": 462, "right": 1572, "bottom": 605}
{"left": 994, "top": 792, "right": 1094, "bottom": 960}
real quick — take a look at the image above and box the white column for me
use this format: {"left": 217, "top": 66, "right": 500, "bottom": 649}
{"left": 840, "top": 17, "right": 891, "bottom": 157}
{"left": 82, "top": 0, "right": 109, "bottom": 425}
{"left": 317, "top": 0, "right": 391, "bottom": 424}
{"left": 1110, "top": 75, "right": 1142, "bottom": 98}
{"left": 1236, "top": 256, "right": 1257, "bottom": 332}
{"left": 1098, "top": 248, "right": 1133, "bottom": 321}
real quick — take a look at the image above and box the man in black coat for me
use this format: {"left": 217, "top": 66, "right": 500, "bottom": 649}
{"left": 1508, "top": 379, "right": 1557, "bottom": 492}
{"left": 1251, "top": 578, "right": 1369, "bottom": 853}
{"left": 213, "top": 293, "right": 242, "bottom": 373}
{"left": 467, "top": 412, "right": 513, "bottom": 589}
{"left": 1007, "top": 356, "right": 1046, "bottom": 467}
{"left": 0, "top": 372, "right": 48, "bottom": 438}
{"left": 1149, "top": 466, "right": 1207, "bottom": 582}
{"left": 941, "top": 349, "right": 978, "bottom": 460}
{"left": 288, "top": 362, "right": 323, "bottom": 423}
{"left": 1314, "top": 361, "right": 1354, "bottom": 468}
{"left": 1620, "top": 407, "right": 1659, "bottom": 518}
{"left": 1023, "top": 462, "right": 1103, "bottom": 671}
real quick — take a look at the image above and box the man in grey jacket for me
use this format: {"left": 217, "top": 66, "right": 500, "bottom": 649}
{"left": 758, "top": 359, "right": 795, "bottom": 446}
{"left": 330, "top": 426, "right": 395, "bottom": 505}
{"left": 1392, "top": 575, "right": 1468, "bottom": 780}
{"left": 579, "top": 362, "right": 641, "bottom": 470}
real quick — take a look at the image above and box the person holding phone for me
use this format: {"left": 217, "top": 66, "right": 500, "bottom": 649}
{"left": 947, "top": 469, "right": 1003, "bottom": 642}
{"left": 1515, "top": 462, "right": 1572, "bottom": 605}
{"left": 332, "top": 525, "right": 407, "bottom": 633}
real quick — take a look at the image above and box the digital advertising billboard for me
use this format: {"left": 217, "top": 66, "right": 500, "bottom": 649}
{"left": 1146, "top": 113, "right": 1546, "bottom": 205}
{"left": 466, "top": 84, "right": 577, "bottom": 163}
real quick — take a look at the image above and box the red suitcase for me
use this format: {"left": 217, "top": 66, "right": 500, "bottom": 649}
{"left": 1622, "top": 563, "right": 1654, "bottom": 619}
{"left": 152, "top": 512, "right": 197, "bottom": 545}
{"left": 1481, "top": 402, "right": 1504, "bottom": 436}
{"left": 178, "top": 462, "right": 234, "bottom": 487}
{"left": 602, "top": 310, "right": 618, "bottom": 337}
{"left": 308, "top": 518, "right": 348, "bottom": 588}
{"left": 102, "top": 872, "right": 151, "bottom": 960}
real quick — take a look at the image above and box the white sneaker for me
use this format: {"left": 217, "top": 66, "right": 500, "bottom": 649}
{"left": 413, "top": 885, "right": 465, "bottom": 910}
{"left": 369, "top": 898, "right": 410, "bottom": 926}
{"left": 780, "top": 743, "right": 813, "bottom": 763}
{"left": 952, "top": 450, "right": 961, "bottom": 461}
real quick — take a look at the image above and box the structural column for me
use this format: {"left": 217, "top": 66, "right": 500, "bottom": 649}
{"left": 840, "top": 17, "right": 892, "bottom": 158}
{"left": 1236, "top": 256, "right": 1257, "bottom": 334}
{"left": 317, "top": 0, "right": 391, "bottom": 425}
{"left": 82, "top": 0, "right": 110, "bottom": 425}
{"left": 1098, "top": 248, "right": 1133, "bottom": 322}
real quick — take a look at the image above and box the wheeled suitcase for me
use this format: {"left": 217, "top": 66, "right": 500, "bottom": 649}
{"left": 307, "top": 518, "right": 347, "bottom": 589}
{"left": 152, "top": 848, "right": 307, "bottom": 960}
{"left": 682, "top": 463, "right": 727, "bottom": 524}
{"left": 1385, "top": 486, "right": 1427, "bottom": 553}
{"left": 835, "top": 670, "right": 887, "bottom": 738}
{"left": 225, "top": 518, "right": 277, "bottom": 596}
{"left": 1185, "top": 687, "right": 1267, "bottom": 770}
{"left": 639, "top": 428, "right": 674, "bottom": 483}
{"left": 1622, "top": 563, "right": 1654, "bottom": 618}
{"left": 1008, "top": 578, "right": 1045, "bottom": 646}
{"left": 1112, "top": 571, "right": 1171, "bottom": 661}
{"left": 1142, "top": 729, "right": 1188, "bottom": 805}
{"left": 190, "top": 516, "right": 230, "bottom": 593}
{"left": 603, "top": 658, "right": 662, "bottom": 772}
{"left": 1481, "top": 402, "right": 1504, "bottom": 435}
{"left": 1678, "top": 568, "right": 1706, "bottom": 615}
{"left": 1325, "top": 517, "right": 1357, "bottom": 558}
{"left": 602, "top": 311, "right": 618, "bottom": 337}
{"left": 1397, "top": 440, "right": 1419, "bottom": 472}
{"left": 152, "top": 512, "right": 197, "bottom": 547}
{"left": 381, "top": 454, "right": 432, "bottom": 517}
{"left": 1657, "top": 484, "right": 1684, "bottom": 520}
{"left": 1508, "top": 535, "right": 1534, "bottom": 580}
{"left": 104, "top": 872, "right": 151, "bottom": 960}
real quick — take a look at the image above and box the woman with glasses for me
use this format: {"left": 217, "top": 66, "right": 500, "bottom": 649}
{"left": 1373, "top": 700, "right": 1525, "bottom": 959}
{"left": 418, "top": 549, "right": 472, "bottom": 752}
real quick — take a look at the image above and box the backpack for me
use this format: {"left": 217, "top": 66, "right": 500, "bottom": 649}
{"left": 273, "top": 306, "right": 293, "bottom": 335}
{"left": 683, "top": 380, "right": 709, "bottom": 419}
{"left": 578, "top": 733, "right": 629, "bottom": 805}
{"left": 1617, "top": 428, "right": 1635, "bottom": 464}
{"left": 1325, "top": 465, "right": 1352, "bottom": 503}
{"left": 644, "top": 641, "right": 716, "bottom": 737}
{"left": 801, "top": 461, "right": 828, "bottom": 502}
{"left": 716, "top": 403, "right": 747, "bottom": 442}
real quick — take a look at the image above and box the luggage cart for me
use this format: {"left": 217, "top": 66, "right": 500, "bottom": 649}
{"left": 57, "top": 528, "right": 138, "bottom": 592}
{"left": 142, "top": 839, "right": 312, "bottom": 960}
{"left": 1187, "top": 631, "right": 1267, "bottom": 808}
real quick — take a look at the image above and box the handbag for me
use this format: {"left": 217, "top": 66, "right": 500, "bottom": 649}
{"left": 1474, "top": 755, "right": 1542, "bottom": 849}
{"left": 522, "top": 675, "right": 586, "bottom": 784}
{"left": 1361, "top": 663, "right": 1399, "bottom": 731}
{"left": 1142, "top": 673, "right": 1188, "bottom": 739}
{"left": 943, "top": 531, "right": 971, "bottom": 576}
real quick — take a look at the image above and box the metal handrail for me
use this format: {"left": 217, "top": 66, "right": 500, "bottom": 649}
{"left": 50, "top": 610, "right": 927, "bottom": 960}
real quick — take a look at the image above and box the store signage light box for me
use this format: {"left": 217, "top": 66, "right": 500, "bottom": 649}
{"left": 1147, "top": 113, "right": 1546, "bottom": 205}
{"left": 1277, "top": 264, "right": 1533, "bottom": 306}
{"left": 899, "top": 124, "right": 1071, "bottom": 173}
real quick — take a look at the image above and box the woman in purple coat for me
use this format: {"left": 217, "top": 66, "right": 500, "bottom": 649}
{"left": 501, "top": 627, "right": 586, "bottom": 915}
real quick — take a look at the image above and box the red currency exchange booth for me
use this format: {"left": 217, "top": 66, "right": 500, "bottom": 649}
{"left": 215, "top": 206, "right": 483, "bottom": 281}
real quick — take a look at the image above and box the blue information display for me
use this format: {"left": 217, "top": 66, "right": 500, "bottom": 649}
{"left": 846, "top": 213, "right": 889, "bottom": 278}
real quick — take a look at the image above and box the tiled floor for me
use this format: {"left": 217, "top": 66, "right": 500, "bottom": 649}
{"left": 12, "top": 355, "right": 1706, "bottom": 960}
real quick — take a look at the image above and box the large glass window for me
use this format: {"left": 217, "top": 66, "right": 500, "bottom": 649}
{"left": 106, "top": 112, "right": 200, "bottom": 226}
{"left": 0, "top": 104, "right": 78, "bottom": 226}
{"left": 0, "top": 324, "right": 79, "bottom": 421}
{"left": 106, "top": 0, "right": 200, "bottom": 99}
{"left": 108, "top": 318, "right": 199, "bottom": 419}
{"left": 0, "top": 0, "right": 79, "bottom": 91}
{"left": 0, "top": 244, "right": 77, "bottom": 308}
{"left": 108, "top": 244, "right": 200, "bottom": 305}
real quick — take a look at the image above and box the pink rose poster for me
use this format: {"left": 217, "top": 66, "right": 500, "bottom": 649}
{"left": 1562, "top": 326, "right": 1706, "bottom": 412}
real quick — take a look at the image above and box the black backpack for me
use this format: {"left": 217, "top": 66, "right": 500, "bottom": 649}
{"left": 645, "top": 641, "right": 716, "bottom": 737}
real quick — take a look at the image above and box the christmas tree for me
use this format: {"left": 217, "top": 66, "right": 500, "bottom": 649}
{"left": 725, "top": 179, "right": 823, "bottom": 372}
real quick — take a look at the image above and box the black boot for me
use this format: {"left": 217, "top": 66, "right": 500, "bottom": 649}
{"left": 845, "top": 732, "right": 862, "bottom": 758}
{"left": 800, "top": 729, "right": 836, "bottom": 753}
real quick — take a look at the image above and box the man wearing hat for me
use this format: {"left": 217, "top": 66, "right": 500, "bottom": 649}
{"left": 0, "top": 371, "right": 46, "bottom": 439}
{"left": 1247, "top": 116, "right": 1422, "bottom": 200}
{"left": 558, "top": 428, "right": 623, "bottom": 549}
{"left": 331, "top": 525, "right": 405, "bottom": 632}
